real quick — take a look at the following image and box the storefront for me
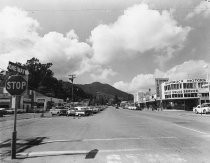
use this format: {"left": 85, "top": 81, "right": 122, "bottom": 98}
{"left": 161, "top": 79, "right": 209, "bottom": 110}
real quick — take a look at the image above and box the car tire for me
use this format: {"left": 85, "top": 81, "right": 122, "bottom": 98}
{"left": 203, "top": 109, "right": 207, "bottom": 114}
{"left": 195, "top": 110, "right": 198, "bottom": 114}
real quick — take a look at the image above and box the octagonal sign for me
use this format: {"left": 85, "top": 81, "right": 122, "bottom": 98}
{"left": 5, "top": 75, "right": 27, "bottom": 96}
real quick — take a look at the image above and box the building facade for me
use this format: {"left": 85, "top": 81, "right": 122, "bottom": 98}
{"left": 155, "top": 78, "right": 169, "bottom": 99}
{"left": 161, "top": 79, "right": 209, "bottom": 110}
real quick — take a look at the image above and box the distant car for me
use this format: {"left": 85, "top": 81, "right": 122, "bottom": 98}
{"left": 92, "top": 107, "right": 100, "bottom": 114}
{"left": 17, "top": 109, "right": 26, "bottom": 114}
{"left": 85, "top": 107, "right": 93, "bottom": 116}
{"left": 0, "top": 108, "right": 7, "bottom": 117}
{"left": 74, "top": 107, "right": 86, "bottom": 116}
{"left": 6, "top": 108, "right": 14, "bottom": 114}
{"left": 50, "top": 108, "right": 60, "bottom": 116}
{"left": 59, "top": 109, "right": 67, "bottom": 116}
{"left": 193, "top": 103, "right": 210, "bottom": 114}
{"left": 128, "top": 106, "right": 137, "bottom": 110}
{"left": 67, "top": 109, "right": 76, "bottom": 116}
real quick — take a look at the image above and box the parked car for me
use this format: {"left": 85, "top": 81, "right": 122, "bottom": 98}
{"left": 59, "top": 109, "right": 67, "bottom": 116}
{"left": 128, "top": 106, "right": 137, "bottom": 110}
{"left": 193, "top": 103, "right": 210, "bottom": 114}
{"left": 74, "top": 107, "right": 86, "bottom": 116}
{"left": 17, "top": 109, "right": 26, "bottom": 114}
{"left": 0, "top": 108, "right": 7, "bottom": 117}
{"left": 50, "top": 108, "right": 61, "bottom": 116}
{"left": 6, "top": 108, "right": 14, "bottom": 114}
{"left": 85, "top": 107, "right": 93, "bottom": 116}
{"left": 92, "top": 107, "right": 100, "bottom": 114}
{"left": 67, "top": 108, "right": 76, "bottom": 116}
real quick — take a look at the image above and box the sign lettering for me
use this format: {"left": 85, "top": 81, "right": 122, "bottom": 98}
{"left": 5, "top": 75, "right": 27, "bottom": 96}
{"left": 7, "top": 61, "right": 28, "bottom": 75}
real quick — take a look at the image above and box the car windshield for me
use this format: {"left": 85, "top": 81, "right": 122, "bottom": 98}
{"left": 1, "top": 1, "right": 210, "bottom": 162}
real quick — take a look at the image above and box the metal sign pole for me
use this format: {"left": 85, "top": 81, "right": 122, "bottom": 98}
{"left": 11, "top": 95, "right": 18, "bottom": 159}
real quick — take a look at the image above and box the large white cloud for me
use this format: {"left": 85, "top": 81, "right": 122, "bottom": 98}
{"left": 0, "top": 6, "right": 96, "bottom": 79}
{"left": 113, "top": 74, "right": 154, "bottom": 93}
{"left": 90, "top": 68, "right": 117, "bottom": 82}
{"left": 186, "top": 1, "right": 210, "bottom": 19}
{"left": 0, "top": 4, "right": 193, "bottom": 83}
{"left": 90, "top": 3, "right": 191, "bottom": 65}
{"left": 114, "top": 60, "right": 210, "bottom": 93}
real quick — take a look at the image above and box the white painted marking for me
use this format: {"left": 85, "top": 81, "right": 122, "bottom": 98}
{"left": 17, "top": 146, "right": 198, "bottom": 158}
{"left": 174, "top": 124, "right": 209, "bottom": 135}
{"left": 126, "top": 154, "right": 140, "bottom": 163}
{"left": 17, "top": 150, "right": 88, "bottom": 157}
{"left": 106, "top": 154, "right": 121, "bottom": 163}
{"left": 42, "top": 136, "right": 177, "bottom": 144}
{"left": 83, "top": 136, "right": 177, "bottom": 141}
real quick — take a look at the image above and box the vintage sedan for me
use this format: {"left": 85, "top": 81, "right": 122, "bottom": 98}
{"left": 193, "top": 103, "right": 210, "bottom": 114}
{"left": 67, "top": 108, "right": 76, "bottom": 116}
{"left": 74, "top": 107, "right": 86, "bottom": 116}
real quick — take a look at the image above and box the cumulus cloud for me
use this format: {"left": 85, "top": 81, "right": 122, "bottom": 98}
{"left": 90, "top": 3, "right": 191, "bottom": 65}
{"left": 113, "top": 74, "right": 154, "bottom": 93}
{"left": 114, "top": 60, "right": 210, "bottom": 93}
{"left": 0, "top": 4, "right": 192, "bottom": 82}
{"left": 186, "top": 1, "right": 210, "bottom": 19}
{"left": 0, "top": 6, "right": 96, "bottom": 79}
{"left": 90, "top": 68, "right": 117, "bottom": 82}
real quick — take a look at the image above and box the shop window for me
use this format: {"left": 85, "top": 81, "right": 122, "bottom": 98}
{"left": 184, "top": 94, "right": 190, "bottom": 97}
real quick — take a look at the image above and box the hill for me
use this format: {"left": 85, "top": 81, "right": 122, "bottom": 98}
{"left": 77, "top": 82, "right": 133, "bottom": 101}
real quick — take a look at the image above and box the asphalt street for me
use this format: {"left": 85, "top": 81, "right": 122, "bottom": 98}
{"left": 1, "top": 107, "right": 210, "bottom": 163}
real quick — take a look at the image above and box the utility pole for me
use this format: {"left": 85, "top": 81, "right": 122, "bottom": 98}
{"left": 69, "top": 74, "right": 76, "bottom": 107}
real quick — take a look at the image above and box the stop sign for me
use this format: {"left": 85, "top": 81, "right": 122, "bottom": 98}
{"left": 5, "top": 75, "right": 27, "bottom": 96}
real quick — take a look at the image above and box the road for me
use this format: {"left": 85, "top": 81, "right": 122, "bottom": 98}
{"left": 1, "top": 107, "right": 210, "bottom": 163}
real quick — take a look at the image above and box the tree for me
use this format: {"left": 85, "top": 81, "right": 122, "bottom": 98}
{"left": 113, "top": 94, "right": 120, "bottom": 105}
{"left": 24, "top": 58, "right": 53, "bottom": 90}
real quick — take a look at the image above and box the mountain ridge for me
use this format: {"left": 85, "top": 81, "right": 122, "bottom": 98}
{"left": 76, "top": 82, "right": 133, "bottom": 101}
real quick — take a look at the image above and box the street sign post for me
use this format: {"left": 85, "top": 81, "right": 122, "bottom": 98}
{"left": 5, "top": 75, "right": 27, "bottom": 159}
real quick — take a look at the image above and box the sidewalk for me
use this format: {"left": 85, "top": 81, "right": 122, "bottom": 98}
{"left": 0, "top": 112, "right": 52, "bottom": 122}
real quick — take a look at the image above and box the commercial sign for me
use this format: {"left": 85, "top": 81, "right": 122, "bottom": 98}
{"left": 172, "top": 90, "right": 183, "bottom": 94}
{"left": 37, "top": 99, "right": 45, "bottom": 103}
{"left": 7, "top": 61, "right": 28, "bottom": 75}
{"left": 165, "top": 79, "right": 206, "bottom": 85}
{"left": 186, "top": 79, "right": 206, "bottom": 82}
{"left": 184, "top": 89, "right": 198, "bottom": 93}
{"left": 5, "top": 75, "right": 27, "bottom": 96}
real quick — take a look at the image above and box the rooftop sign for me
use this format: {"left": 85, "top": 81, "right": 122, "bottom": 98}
{"left": 165, "top": 79, "right": 206, "bottom": 85}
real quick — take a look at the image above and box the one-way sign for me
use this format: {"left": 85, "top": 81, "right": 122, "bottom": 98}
{"left": 5, "top": 75, "right": 27, "bottom": 96}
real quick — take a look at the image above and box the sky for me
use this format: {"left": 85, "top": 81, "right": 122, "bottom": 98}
{"left": 0, "top": 0, "right": 210, "bottom": 93}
